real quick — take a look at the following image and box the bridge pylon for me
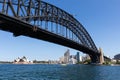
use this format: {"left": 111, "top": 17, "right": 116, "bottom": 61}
{"left": 99, "top": 47, "right": 104, "bottom": 64}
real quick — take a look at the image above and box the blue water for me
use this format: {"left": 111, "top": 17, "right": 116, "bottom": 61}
{"left": 0, "top": 64, "right": 120, "bottom": 80}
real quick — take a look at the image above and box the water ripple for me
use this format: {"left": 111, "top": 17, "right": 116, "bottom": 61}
{"left": 0, "top": 64, "right": 120, "bottom": 80}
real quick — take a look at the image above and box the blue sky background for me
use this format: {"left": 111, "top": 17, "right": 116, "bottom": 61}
{"left": 0, "top": 0, "right": 120, "bottom": 61}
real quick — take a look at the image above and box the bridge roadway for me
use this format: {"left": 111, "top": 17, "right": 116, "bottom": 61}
{"left": 0, "top": 13, "right": 100, "bottom": 63}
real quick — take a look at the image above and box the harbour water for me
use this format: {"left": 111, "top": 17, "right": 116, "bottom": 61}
{"left": 0, "top": 64, "right": 120, "bottom": 80}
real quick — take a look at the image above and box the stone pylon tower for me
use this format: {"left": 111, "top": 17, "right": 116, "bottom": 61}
{"left": 99, "top": 47, "right": 104, "bottom": 64}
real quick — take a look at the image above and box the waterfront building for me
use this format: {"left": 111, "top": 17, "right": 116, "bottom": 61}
{"left": 48, "top": 60, "right": 59, "bottom": 64}
{"left": 69, "top": 57, "right": 77, "bottom": 64}
{"left": 111, "top": 54, "right": 120, "bottom": 63}
{"left": 59, "top": 49, "right": 84, "bottom": 64}
{"left": 69, "top": 55, "right": 77, "bottom": 64}
{"left": 59, "top": 56, "right": 65, "bottom": 64}
{"left": 111, "top": 59, "right": 117, "bottom": 63}
{"left": 13, "top": 56, "right": 33, "bottom": 64}
{"left": 82, "top": 54, "right": 90, "bottom": 62}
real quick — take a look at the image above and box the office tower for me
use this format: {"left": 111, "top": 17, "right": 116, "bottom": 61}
{"left": 64, "top": 49, "right": 70, "bottom": 64}
{"left": 76, "top": 52, "right": 80, "bottom": 63}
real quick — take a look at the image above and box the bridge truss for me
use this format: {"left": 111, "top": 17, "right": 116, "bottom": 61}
{"left": 0, "top": 0, "right": 100, "bottom": 63}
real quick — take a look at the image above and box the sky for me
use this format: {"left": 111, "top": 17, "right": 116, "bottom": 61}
{"left": 0, "top": 0, "right": 120, "bottom": 61}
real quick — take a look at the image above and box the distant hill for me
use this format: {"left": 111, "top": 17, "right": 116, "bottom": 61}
{"left": 114, "top": 54, "right": 120, "bottom": 60}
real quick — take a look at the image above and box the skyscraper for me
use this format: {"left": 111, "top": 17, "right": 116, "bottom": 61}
{"left": 64, "top": 49, "right": 70, "bottom": 64}
{"left": 76, "top": 52, "right": 80, "bottom": 63}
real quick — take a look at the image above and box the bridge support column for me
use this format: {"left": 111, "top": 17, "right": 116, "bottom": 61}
{"left": 99, "top": 48, "right": 104, "bottom": 64}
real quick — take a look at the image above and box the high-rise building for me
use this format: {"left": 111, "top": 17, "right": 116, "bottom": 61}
{"left": 76, "top": 52, "right": 80, "bottom": 63}
{"left": 64, "top": 49, "right": 70, "bottom": 64}
{"left": 79, "top": 55, "right": 82, "bottom": 62}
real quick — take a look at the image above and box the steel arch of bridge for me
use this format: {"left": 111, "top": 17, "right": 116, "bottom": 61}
{"left": 0, "top": 0, "right": 100, "bottom": 63}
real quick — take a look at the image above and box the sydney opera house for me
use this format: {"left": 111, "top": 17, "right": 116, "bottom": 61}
{"left": 13, "top": 56, "right": 33, "bottom": 64}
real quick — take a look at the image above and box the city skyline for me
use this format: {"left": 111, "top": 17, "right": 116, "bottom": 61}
{"left": 0, "top": 0, "right": 120, "bottom": 61}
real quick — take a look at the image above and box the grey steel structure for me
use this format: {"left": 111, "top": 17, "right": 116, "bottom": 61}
{"left": 0, "top": 0, "right": 102, "bottom": 63}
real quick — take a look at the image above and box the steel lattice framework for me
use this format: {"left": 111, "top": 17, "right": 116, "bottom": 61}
{"left": 0, "top": 0, "right": 101, "bottom": 63}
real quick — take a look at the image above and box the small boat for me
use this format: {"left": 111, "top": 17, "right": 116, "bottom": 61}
{"left": 61, "top": 64, "right": 67, "bottom": 66}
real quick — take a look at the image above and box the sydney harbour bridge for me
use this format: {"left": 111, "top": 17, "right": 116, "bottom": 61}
{"left": 0, "top": 0, "right": 107, "bottom": 63}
